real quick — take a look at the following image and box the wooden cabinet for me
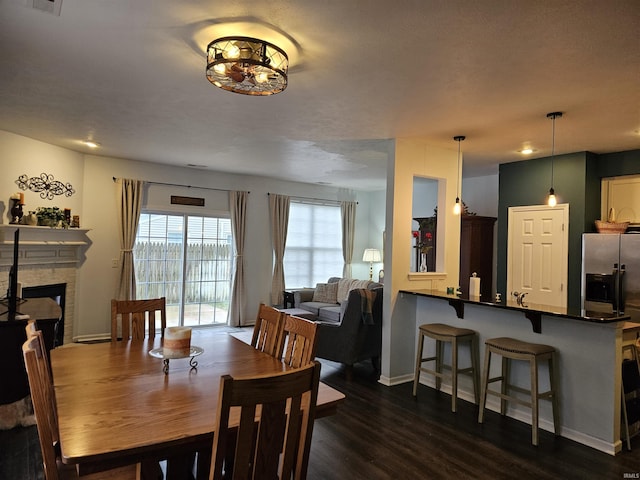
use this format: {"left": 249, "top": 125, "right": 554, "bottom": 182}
{"left": 459, "top": 216, "right": 496, "bottom": 300}
{"left": 602, "top": 174, "right": 640, "bottom": 225}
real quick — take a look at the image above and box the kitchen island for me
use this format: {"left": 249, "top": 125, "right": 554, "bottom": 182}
{"left": 399, "top": 289, "right": 633, "bottom": 454}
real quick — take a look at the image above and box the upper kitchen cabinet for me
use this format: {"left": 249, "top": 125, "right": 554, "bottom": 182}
{"left": 602, "top": 174, "right": 640, "bottom": 226}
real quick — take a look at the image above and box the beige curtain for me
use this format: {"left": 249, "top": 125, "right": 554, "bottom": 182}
{"left": 341, "top": 201, "right": 356, "bottom": 278}
{"left": 229, "top": 191, "right": 248, "bottom": 326}
{"left": 269, "top": 194, "right": 290, "bottom": 305}
{"left": 115, "top": 178, "right": 144, "bottom": 301}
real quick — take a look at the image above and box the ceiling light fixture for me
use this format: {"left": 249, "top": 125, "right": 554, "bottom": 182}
{"left": 519, "top": 147, "right": 534, "bottom": 155}
{"left": 83, "top": 140, "right": 100, "bottom": 148}
{"left": 453, "top": 135, "right": 465, "bottom": 215}
{"left": 546, "top": 111, "right": 563, "bottom": 207}
{"left": 206, "top": 36, "right": 288, "bottom": 96}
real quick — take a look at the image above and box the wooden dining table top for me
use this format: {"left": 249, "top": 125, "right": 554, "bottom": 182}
{"left": 50, "top": 329, "right": 345, "bottom": 475}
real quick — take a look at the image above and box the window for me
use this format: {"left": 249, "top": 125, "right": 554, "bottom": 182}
{"left": 134, "top": 212, "right": 233, "bottom": 327}
{"left": 284, "top": 201, "right": 343, "bottom": 288}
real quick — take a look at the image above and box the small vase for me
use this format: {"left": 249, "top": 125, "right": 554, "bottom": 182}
{"left": 420, "top": 253, "right": 427, "bottom": 272}
{"left": 10, "top": 200, "right": 23, "bottom": 224}
{"left": 24, "top": 212, "right": 38, "bottom": 226}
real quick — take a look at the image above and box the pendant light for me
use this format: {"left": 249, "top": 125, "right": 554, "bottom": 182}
{"left": 453, "top": 135, "right": 465, "bottom": 215}
{"left": 546, "top": 112, "right": 562, "bottom": 207}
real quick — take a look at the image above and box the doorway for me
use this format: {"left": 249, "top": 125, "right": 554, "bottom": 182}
{"left": 507, "top": 204, "right": 568, "bottom": 308}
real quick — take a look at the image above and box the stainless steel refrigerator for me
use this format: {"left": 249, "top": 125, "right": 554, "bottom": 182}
{"left": 582, "top": 233, "right": 640, "bottom": 322}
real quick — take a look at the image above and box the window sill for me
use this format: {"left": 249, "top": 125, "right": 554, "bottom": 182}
{"left": 407, "top": 272, "right": 447, "bottom": 281}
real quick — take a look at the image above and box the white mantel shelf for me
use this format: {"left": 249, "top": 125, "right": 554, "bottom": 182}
{"left": 0, "top": 224, "right": 91, "bottom": 267}
{"left": 0, "top": 224, "right": 91, "bottom": 241}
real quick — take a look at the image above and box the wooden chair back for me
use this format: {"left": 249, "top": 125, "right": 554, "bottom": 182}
{"left": 278, "top": 315, "right": 318, "bottom": 368}
{"left": 209, "top": 361, "right": 321, "bottom": 480}
{"left": 23, "top": 333, "right": 60, "bottom": 479}
{"left": 25, "top": 321, "right": 58, "bottom": 437}
{"left": 23, "top": 329, "right": 141, "bottom": 480}
{"left": 25, "top": 318, "right": 38, "bottom": 338}
{"left": 250, "top": 304, "right": 284, "bottom": 357}
{"left": 111, "top": 297, "right": 166, "bottom": 342}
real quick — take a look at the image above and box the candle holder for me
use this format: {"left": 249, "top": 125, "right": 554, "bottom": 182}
{"left": 10, "top": 199, "right": 24, "bottom": 224}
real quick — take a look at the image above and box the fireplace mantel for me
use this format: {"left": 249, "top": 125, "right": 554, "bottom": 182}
{"left": 0, "top": 225, "right": 91, "bottom": 267}
{"left": 0, "top": 225, "right": 92, "bottom": 345}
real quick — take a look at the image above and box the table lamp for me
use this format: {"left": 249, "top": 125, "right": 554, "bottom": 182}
{"left": 362, "top": 248, "right": 382, "bottom": 281}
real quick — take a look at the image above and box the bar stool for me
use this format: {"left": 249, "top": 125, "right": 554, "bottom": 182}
{"left": 412, "top": 323, "right": 479, "bottom": 412}
{"left": 621, "top": 338, "right": 640, "bottom": 450}
{"left": 478, "top": 337, "right": 559, "bottom": 446}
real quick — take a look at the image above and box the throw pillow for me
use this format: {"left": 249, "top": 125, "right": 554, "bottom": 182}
{"left": 312, "top": 282, "right": 338, "bottom": 304}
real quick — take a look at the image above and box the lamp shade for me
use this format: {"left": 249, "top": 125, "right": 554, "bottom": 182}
{"left": 362, "top": 248, "right": 382, "bottom": 262}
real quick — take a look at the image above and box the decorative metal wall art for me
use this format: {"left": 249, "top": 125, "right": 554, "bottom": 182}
{"left": 15, "top": 173, "right": 75, "bottom": 200}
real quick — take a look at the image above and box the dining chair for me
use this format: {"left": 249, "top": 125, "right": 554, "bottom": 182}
{"left": 110, "top": 297, "right": 166, "bottom": 342}
{"left": 209, "top": 361, "right": 321, "bottom": 480}
{"left": 278, "top": 314, "right": 318, "bottom": 368}
{"left": 250, "top": 303, "right": 285, "bottom": 357}
{"left": 25, "top": 321, "right": 58, "bottom": 443}
{"left": 110, "top": 299, "right": 181, "bottom": 477}
{"left": 22, "top": 334, "right": 141, "bottom": 479}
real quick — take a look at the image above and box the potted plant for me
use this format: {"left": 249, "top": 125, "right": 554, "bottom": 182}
{"left": 36, "top": 207, "right": 67, "bottom": 228}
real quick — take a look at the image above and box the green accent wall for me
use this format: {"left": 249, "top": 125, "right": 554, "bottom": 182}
{"left": 597, "top": 149, "right": 640, "bottom": 178}
{"left": 497, "top": 152, "right": 599, "bottom": 310}
{"left": 497, "top": 149, "right": 640, "bottom": 310}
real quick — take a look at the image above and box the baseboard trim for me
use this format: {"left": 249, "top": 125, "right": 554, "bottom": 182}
{"left": 72, "top": 333, "right": 111, "bottom": 343}
{"left": 378, "top": 373, "right": 414, "bottom": 386}
{"left": 414, "top": 375, "right": 620, "bottom": 455}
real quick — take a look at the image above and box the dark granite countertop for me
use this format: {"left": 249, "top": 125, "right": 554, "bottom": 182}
{"left": 400, "top": 289, "right": 630, "bottom": 328}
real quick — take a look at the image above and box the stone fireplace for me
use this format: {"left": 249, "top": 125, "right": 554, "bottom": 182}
{"left": 0, "top": 225, "right": 90, "bottom": 344}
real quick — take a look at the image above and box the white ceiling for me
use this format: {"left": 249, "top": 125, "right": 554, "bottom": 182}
{"left": 1, "top": 0, "right": 639, "bottom": 191}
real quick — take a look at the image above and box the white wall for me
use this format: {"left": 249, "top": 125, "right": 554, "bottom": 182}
{"left": 78, "top": 156, "right": 384, "bottom": 338}
{"left": 462, "top": 173, "right": 499, "bottom": 294}
{"left": 0, "top": 131, "right": 84, "bottom": 224}
{"left": 462, "top": 174, "right": 499, "bottom": 217}
{"left": 1, "top": 131, "right": 384, "bottom": 339}
{"left": 1, "top": 130, "right": 499, "bottom": 344}
{"left": 382, "top": 138, "right": 461, "bottom": 381}
{"left": 380, "top": 147, "right": 500, "bottom": 382}
{"left": 354, "top": 189, "right": 386, "bottom": 281}
{"left": 0, "top": 131, "right": 86, "bottom": 343}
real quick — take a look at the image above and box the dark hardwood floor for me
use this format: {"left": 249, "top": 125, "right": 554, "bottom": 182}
{"left": 310, "top": 360, "right": 640, "bottom": 480}
{"left": 0, "top": 421, "right": 44, "bottom": 480}
{"left": 2, "top": 357, "right": 640, "bottom": 479}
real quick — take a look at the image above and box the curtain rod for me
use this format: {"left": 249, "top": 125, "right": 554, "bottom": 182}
{"left": 268, "top": 192, "right": 357, "bottom": 205}
{"left": 112, "top": 177, "right": 249, "bottom": 194}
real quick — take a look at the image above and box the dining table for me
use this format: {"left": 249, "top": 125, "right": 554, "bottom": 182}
{"left": 50, "top": 328, "right": 345, "bottom": 478}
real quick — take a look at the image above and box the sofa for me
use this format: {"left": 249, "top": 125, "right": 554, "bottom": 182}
{"left": 293, "top": 277, "right": 381, "bottom": 323}
{"left": 293, "top": 277, "right": 383, "bottom": 377}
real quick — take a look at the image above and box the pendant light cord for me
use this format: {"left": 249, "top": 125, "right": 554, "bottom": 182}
{"left": 550, "top": 114, "right": 556, "bottom": 188}
{"left": 457, "top": 140, "right": 461, "bottom": 197}
{"left": 453, "top": 135, "right": 465, "bottom": 199}
{"left": 547, "top": 112, "right": 562, "bottom": 189}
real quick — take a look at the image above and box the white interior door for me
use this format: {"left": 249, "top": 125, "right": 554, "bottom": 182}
{"left": 507, "top": 204, "right": 569, "bottom": 308}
